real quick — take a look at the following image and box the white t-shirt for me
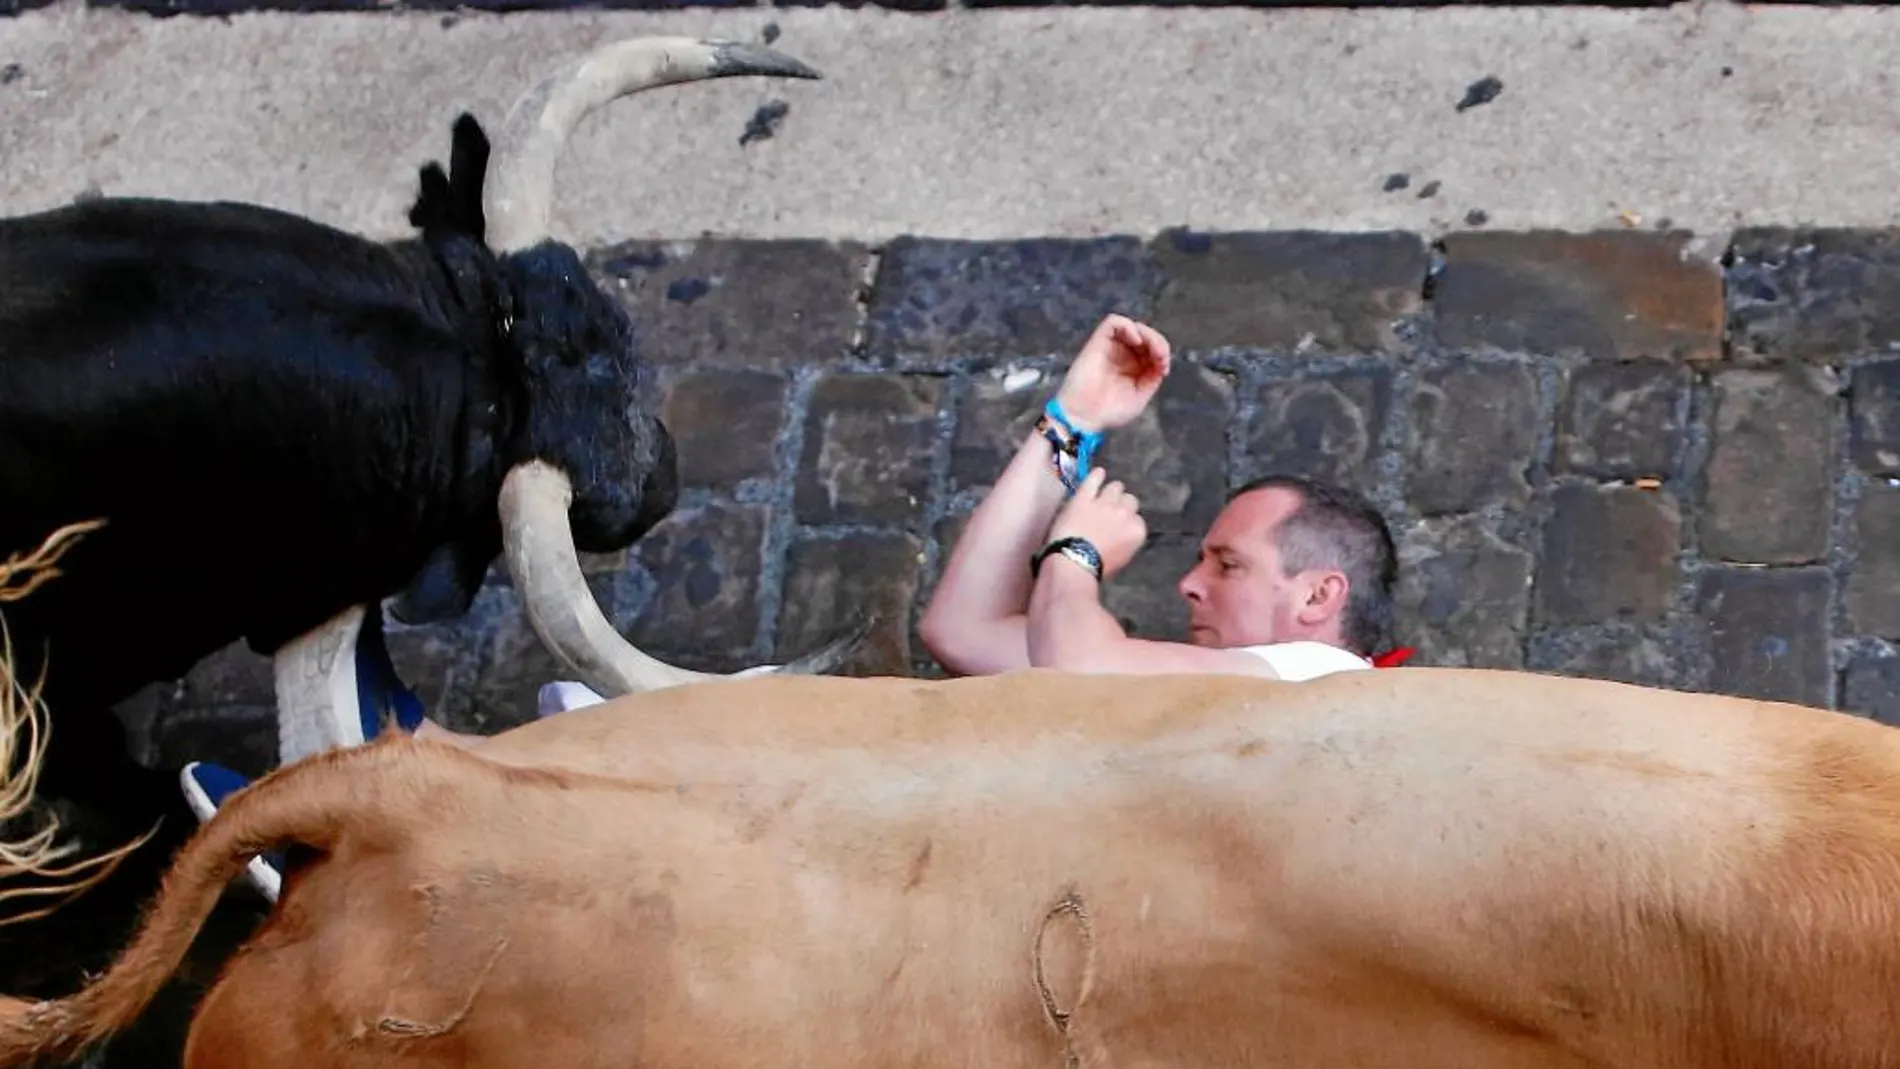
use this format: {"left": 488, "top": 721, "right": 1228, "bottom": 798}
{"left": 1235, "top": 640, "right": 1373, "bottom": 681}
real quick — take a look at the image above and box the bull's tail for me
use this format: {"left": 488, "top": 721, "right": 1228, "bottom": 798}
{"left": 0, "top": 735, "right": 453, "bottom": 1067}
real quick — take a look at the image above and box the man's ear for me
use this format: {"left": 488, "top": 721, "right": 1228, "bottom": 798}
{"left": 1295, "top": 571, "right": 1350, "bottom": 627}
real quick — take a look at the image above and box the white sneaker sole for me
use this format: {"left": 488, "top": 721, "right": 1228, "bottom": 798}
{"left": 178, "top": 763, "right": 282, "bottom": 903}
{"left": 272, "top": 604, "right": 368, "bottom": 767}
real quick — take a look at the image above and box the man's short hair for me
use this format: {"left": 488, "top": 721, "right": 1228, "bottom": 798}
{"left": 1227, "top": 474, "right": 1398, "bottom": 656}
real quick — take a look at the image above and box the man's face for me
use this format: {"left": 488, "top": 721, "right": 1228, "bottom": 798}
{"left": 1175, "top": 487, "right": 1331, "bottom": 649}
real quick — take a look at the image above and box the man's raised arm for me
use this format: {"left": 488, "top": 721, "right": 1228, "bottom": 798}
{"left": 916, "top": 425, "right": 1072, "bottom": 675}
{"left": 918, "top": 315, "right": 1172, "bottom": 676}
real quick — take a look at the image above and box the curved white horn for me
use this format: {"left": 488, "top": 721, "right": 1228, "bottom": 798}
{"left": 483, "top": 36, "right": 821, "bottom": 255}
{"left": 499, "top": 459, "right": 738, "bottom": 694}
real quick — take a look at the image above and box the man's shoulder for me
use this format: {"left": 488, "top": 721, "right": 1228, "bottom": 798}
{"left": 1231, "top": 640, "right": 1372, "bottom": 682}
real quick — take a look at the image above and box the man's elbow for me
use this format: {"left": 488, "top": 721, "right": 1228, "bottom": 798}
{"left": 917, "top": 608, "right": 956, "bottom": 668}
{"left": 917, "top": 606, "right": 980, "bottom": 676}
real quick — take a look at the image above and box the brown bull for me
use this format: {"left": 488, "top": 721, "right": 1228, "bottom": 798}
{"left": 4, "top": 665, "right": 1900, "bottom": 1069}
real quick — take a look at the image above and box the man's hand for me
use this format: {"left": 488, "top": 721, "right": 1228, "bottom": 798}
{"left": 1053, "top": 314, "right": 1172, "bottom": 432}
{"left": 1047, "top": 468, "right": 1147, "bottom": 579}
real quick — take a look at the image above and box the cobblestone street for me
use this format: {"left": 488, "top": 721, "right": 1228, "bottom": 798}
{"left": 120, "top": 225, "right": 1900, "bottom": 778}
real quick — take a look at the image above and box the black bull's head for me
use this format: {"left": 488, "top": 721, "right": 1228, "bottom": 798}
{"left": 0, "top": 35, "right": 860, "bottom": 810}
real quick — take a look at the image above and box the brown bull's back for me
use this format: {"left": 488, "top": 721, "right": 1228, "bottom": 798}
{"left": 13, "top": 667, "right": 1900, "bottom": 1068}
{"left": 183, "top": 669, "right": 1900, "bottom": 1068}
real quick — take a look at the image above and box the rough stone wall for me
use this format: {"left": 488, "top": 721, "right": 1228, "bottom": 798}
{"left": 126, "top": 226, "right": 1900, "bottom": 779}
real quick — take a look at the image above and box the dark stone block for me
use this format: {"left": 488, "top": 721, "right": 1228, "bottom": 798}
{"left": 1092, "top": 361, "right": 1237, "bottom": 536}
{"left": 775, "top": 533, "right": 924, "bottom": 677}
{"left": 1554, "top": 361, "right": 1690, "bottom": 479}
{"left": 1535, "top": 482, "right": 1682, "bottom": 626}
{"left": 1525, "top": 623, "right": 1705, "bottom": 692}
{"left": 1845, "top": 482, "right": 1900, "bottom": 639}
{"left": 166, "top": 641, "right": 275, "bottom": 708}
{"left": 1432, "top": 230, "right": 1724, "bottom": 364}
{"left": 1841, "top": 648, "right": 1900, "bottom": 727}
{"left": 1148, "top": 230, "right": 1428, "bottom": 354}
{"left": 1694, "top": 565, "right": 1831, "bottom": 706}
{"left": 1848, "top": 357, "right": 1900, "bottom": 475}
{"left": 927, "top": 507, "right": 970, "bottom": 576}
{"left": 862, "top": 237, "right": 1159, "bottom": 362}
{"left": 1701, "top": 365, "right": 1838, "bottom": 564}
{"left": 1403, "top": 361, "right": 1542, "bottom": 515}
{"left": 1393, "top": 513, "right": 1534, "bottom": 668}
{"left": 590, "top": 238, "right": 868, "bottom": 372}
{"left": 795, "top": 373, "right": 944, "bottom": 526}
{"left": 659, "top": 369, "right": 789, "bottom": 489}
{"left": 387, "top": 609, "right": 490, "bottom": 731}
{"left": 625, "top": 501, "right": 771, "bottom": 671}
{"left": 1242, "top": 365, "right": 1394, "bottom": 498}
{"left": 1101, "top": 534, "right": 1200, "bottom": 643}
{"left": 949, "top": 370, "right": 1052, "bottom": 495}
{"left": 149, "top": 704, "right": 277, "bottom": 781}
{"left": 1727, "top": 227, "right": 1900, "bottom": 364}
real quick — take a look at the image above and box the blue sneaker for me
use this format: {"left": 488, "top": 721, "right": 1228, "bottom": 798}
{"left": 180, "top": 761, "right": 283, "bottom": 902}
{"left": 354, "top": 606, "right": 427, "bottom": 741}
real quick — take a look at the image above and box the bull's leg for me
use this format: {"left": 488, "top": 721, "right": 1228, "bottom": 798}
{"left": 270, "top": 604, "right": 364, "bottom": 764}
{"left": 271, "top": 603, "right": 423, "bottom": 765}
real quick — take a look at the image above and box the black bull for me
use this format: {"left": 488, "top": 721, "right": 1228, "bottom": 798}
{"left": 0, "top": 35, "right": 855, "bottom": 851}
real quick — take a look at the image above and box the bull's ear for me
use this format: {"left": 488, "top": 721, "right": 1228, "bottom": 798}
{"left": 409, "top": 162, "right": 454, "bottom": 237}
{"left": 445, "top": 114, "right": 491, "bottom": 239}
{"left": 408, "top": 114, "right": 491, "bottom": 243}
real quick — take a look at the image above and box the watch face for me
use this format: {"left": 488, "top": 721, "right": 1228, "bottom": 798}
{"left": 1060, "top": 541, "right": 1102, "bottom": 580}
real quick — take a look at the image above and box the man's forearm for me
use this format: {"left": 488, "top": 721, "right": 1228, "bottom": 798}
{"left": 918, "top": 427, "right": 1072, "bottom": 674}
{"left": 1025, "top": 556, "right": 1128, "bottom": 672}
{"left": 1025, "top": 552, "right": 1286, "bottom": 679}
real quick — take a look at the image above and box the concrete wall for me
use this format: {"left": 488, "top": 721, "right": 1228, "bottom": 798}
{"left": 120, "top": 224, "right": 1900, "bottom": 779}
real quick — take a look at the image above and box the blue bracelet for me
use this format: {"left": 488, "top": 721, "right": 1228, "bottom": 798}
{"left": 1042, "top": 398, "right": 1104, "bottom": 489}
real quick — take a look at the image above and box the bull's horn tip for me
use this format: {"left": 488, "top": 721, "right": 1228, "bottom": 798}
{"left": 709, "top": 40, "right": 824, "bottom": 80}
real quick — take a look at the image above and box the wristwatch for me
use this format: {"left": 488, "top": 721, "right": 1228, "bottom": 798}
{"left": 1030, "top": 536, "right": 1104, "bottom": 582}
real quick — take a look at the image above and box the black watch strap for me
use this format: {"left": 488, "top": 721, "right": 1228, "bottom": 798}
{"left": 1030, "top": 536, "right": 1104, "bottom": 582}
